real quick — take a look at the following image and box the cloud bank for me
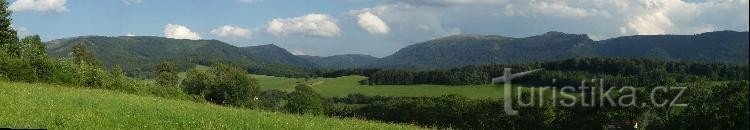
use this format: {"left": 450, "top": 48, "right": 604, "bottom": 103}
{"left": 9, "top": 0, "right": 68, "bottom": 13}
{"left": 266, "top": 13, "right": 341, "bottom": 37}
{"left": 211, "top": 25, "right": 252, "bottom": 38}
{"left": 164, "top": 24, "right": 201, "bottom": 40}
{"left": 356, "top": 12, "right": 390, "bottom": 35}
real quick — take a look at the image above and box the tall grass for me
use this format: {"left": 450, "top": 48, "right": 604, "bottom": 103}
{"left": 0, "top": 81, "right": 420, "bottom": 129}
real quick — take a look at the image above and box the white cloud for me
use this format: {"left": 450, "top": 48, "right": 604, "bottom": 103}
{"left": 355, "top": 0, "right": 748, "bottom": 40}
{"left": 389, "top": 0, "right": 508, "bottom": 7}
{"left": 211, "top": 25, "right": 252, "bottom": 38}
{"left": 125, "top": 33, "right": 136, "bottom": 36}
{"left": 122, "top": 0, "right": 143, "bottom": 5}
{"left": 9, "top": 0, "right": 69, "bottom": 13}
{"left": 164, "top": 24, "right": 202, "bottom": 40}
{"left": 625, "top": 12, "right": 673, "bottom": 35}
{"left": 266, "top": 13, "right": 341, "bottom": 37}
{"left": 356, "top": 12, "right": 390, "bottom": 35}
{"left": 531, "top": 1, "right": 598, "bottom": 19}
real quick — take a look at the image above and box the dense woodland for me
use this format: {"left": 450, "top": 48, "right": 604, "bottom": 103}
{"left": 1, "top": 1, "right": 748, "bottom": 129}
{"left": 316, "top": 57, "right": 748, "bottom": 87}
{"left": 321, "top": 81, "right": 749, "bottom": 129}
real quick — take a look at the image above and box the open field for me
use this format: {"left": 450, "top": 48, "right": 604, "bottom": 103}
{"left": 0, "top": 81, "right": 420, "bottom": 129}
{"left": 253, "top": 75, "right": 556, "bottom": 99}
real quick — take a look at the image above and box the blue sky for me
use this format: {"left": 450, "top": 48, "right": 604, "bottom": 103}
{"left": 9, "top": 0, "right": 750, "bottom": 57}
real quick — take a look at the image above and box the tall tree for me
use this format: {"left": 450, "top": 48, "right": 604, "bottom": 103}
{"left": 155, "top": 61, "right": 179, "bottom": 88}
{"left": 0, "top": 0, "right": 17, "bottom": 54}
{"left": 285, "top": 84, "right": 324, "bottom": 115}
{"left": 71, "top": 43, "right": 100, "bottom": 66}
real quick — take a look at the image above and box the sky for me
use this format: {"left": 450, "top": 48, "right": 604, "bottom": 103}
{"left": 9, "top": 0, "right": 750, "bottom": 57}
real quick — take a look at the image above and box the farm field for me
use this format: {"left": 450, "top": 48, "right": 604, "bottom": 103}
{"left": 0, "top": 81, "right": 420, "bottom": 129}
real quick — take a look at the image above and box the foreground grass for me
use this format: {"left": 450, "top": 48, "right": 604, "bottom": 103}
{"left": 253, "top": 75, "right": 556, "bottom": 99}
{"left": 0, "top": 81, "right": 420, "bottom": 129}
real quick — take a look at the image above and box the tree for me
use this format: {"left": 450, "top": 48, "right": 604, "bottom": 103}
{"left": 0, "top": 0, "right": 18, "bottom": 54}
{"left": 155, "top": 61, "right": 179, "bottom": 88}
{"left": 259, "top": 90, "right": 288, "bottom": 111}
{"left": 285, "top": 84, "right": 324, "bottom": 115}
{"left": 71, "top": 43, "right": 100, "bottom": 66}
{"left": 21, "top": 35, "right": 53, "bottom": 82}
{"left": 181, "top": 68, "right": 213, "bottom": 95}
{"left": 108, "top": 65, "right": 136, "bottom": 93}
{"left": 205, "top": 64, "right": 260, "bottom": 108}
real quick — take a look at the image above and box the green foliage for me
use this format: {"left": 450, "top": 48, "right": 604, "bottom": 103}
{"left": 259, "top": 90, "right": 289, "bottom": 111}
{"left": 0, "top": 35, "right": 54, "bottom": 82}
{"left": 70, "top": 43, "right": 100, "bottom": 66}
{"left": 207, "top": 64, "right": 260, "bottom": 107}
{"left": 664, "top": 81, "right": 750, "bottom": 129}
{"left": 155, "top": 62, "right": 179, "bottom": 88}
{"left": 106, "top": 65, "right": 137, "bottom": 93}
{"left": 285, "top": 84, "right": 324, "bottom": 115}
{"left": 0, "top": 56, "right": 36, "bottom": 82}
{"left": 181, "top": 64, "right": 261, "bottom": 108}
{"left": 181, "top": 68, "right": 213, "bottom": 95}
{"left": 329, "top": 57, "right": 748, "bottom": 87}
{"left": 0, "top": 0, "right": 17, "bottom": 54}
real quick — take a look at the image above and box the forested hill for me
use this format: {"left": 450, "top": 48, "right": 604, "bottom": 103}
{"left": 45, "top": 36, "right": 315, "bottom": 78}
{"left": 595, "top": 30, "right": 749, "bottom": 63}
{"left": 241, "top": 44, "right": 318, "bottom": 68}
{"left": 43, "top": 31, "right": 750, "bottom": 74}
{"left": 367, "top": 32, "right": 598, "bottom": 69}
{"left": 298, "top": 54, "right": 378, "bottom": 69}
{"left": 365, "top": 31, "right": 749, "bottom": 69}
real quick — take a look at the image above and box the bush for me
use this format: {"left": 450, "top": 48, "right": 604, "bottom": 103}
{"left": 182, "top": 68, "right": 213, "bottom": 95}
{"left": 182, "top": 64, "right": 261, "bottom": 108}
{"left": 259, "top": 90, "right": 289, "bottom": 111}
{"left": 285, "top": 84, "right": 324, "bottom": 115}
{"left": 155, "top": 62, "right": 179, "bottom": 88}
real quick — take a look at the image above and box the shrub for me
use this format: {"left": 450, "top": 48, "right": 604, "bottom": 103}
{"left": 285, "top": 84, "right": 324, "bottom": 115}
{"left": 155, "top": 62, "right": 179, "bottom": 88}
{"left": 181, "top": 68, "right": 213, "bottom": 95}
{"left": 206, "top": 64, "right": 260, "bottom": 108}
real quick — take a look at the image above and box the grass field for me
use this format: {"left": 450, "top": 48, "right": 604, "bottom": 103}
{"left": 0, "top": 81, "right": 420, "bottom": 129}
{"left": 253, "top": 75, "right": 556, "bottom": 99}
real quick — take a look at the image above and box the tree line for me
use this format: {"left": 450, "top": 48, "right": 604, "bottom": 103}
{"left": 315, "top": 57, "right": 748, "bottom": 87}
{"left": 319, "top": 81, "right": 748, "bottom": 129}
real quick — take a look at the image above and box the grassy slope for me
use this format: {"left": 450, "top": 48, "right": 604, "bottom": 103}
{"left": 254, "top": 75, "right": 554, "bottom": 99}
{"left": 0, "top": 81, "right": 420, "bottom": 129}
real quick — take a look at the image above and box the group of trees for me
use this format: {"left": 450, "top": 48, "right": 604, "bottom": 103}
{"left": 180, "top": 64, "right": 261, "bottom": 107}
{"left": 365, "top": 67, "right": 490, "bottom": 85}
{"left": 323, "top": 81, "right": 748, "bottom": 129}
{"left": 317, "top": 57, "right": 748, "bottom": 87}
{"left": 0, "top": 2, "right": 135, "bottom": 93}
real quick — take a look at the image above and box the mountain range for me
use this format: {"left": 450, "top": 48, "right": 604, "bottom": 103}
{"left": 45, "top": 31, "right": 749, "bottom": 76}
{"left": 366, "top": 31, "right": 748, "bottom": 69}
{"left": 46, "top": 36, "right": 315, "bottom": 77}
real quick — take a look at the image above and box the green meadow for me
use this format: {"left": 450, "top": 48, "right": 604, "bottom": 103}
{"left": 254, "top": 75, "right": 557, "bottom": 99}
{"left": 0, "top": 81, "right": 420, "bottom": 129}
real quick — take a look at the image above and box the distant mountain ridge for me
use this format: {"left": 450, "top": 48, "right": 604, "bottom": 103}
{"left": 362, "top": 31, "right": 748, "bottom": 69}
{"left": 298, "top": 54, "right": 378, "bottom": 69}
{"left": 46, "top": 36, "right": 315, "bottom": 77}
{"left": 45, "top": 31, "right": 749, "bottom": 74}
